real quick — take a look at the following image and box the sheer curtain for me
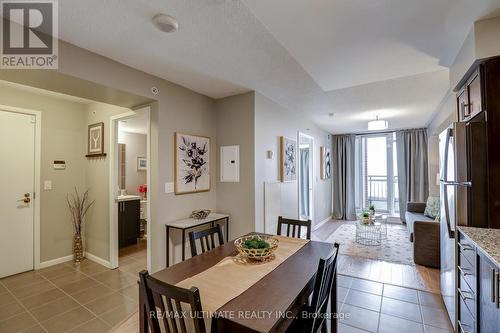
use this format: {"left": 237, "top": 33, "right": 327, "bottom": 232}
{"left": 396, "top": 128, "right": 429, "bottom": 221}
{"left": 299, "top": 148, "right": 310, "bottom": 217}
{"left": 332, "top": 134, "right": 356, "bottom": 220}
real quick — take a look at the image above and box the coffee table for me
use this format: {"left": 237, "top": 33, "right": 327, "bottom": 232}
{"left": 355, "top": 221, "right": 384, "bottom": 246}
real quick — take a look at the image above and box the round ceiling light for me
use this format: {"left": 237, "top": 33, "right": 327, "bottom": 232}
{"left": 152, "top": 14, "right": 179, "bottom": 33}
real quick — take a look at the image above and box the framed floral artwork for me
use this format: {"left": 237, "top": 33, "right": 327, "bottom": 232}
{"left": 320, "top": 146, "right": 331, "bottom": 179}
{"left": 280, "top": 136, "right": 297, "bottom": 182}
{"left": 174, "top": 132, "right": 210, "bottom": 194}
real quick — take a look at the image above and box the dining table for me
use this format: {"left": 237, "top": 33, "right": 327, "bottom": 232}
{"left": 139, "top": 234, "right": 338, "bottom": 333}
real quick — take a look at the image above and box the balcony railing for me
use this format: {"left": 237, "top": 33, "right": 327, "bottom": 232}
{"left": 367, "top": 175, "right": 399, "bottom": 212}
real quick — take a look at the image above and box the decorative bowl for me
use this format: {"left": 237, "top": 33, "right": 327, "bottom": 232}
{"left": 234, "top": 234, "right": 279, "bottom": 261}
{"left": 190, "top": 209, "right": 211, "bottom": 220}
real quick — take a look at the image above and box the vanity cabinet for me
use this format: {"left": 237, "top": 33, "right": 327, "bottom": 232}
{"left": 118, "top": 199, "right": 140, "bottom": 248}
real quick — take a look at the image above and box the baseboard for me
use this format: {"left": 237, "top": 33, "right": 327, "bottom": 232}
{"left": 85, "top": 252, "right": 112, "bottom": 268}
{"left": 38, "top": 254, "right": 73, "bottom": 269}
{"left": 313, "top": 215, "right": 332, "bottom": 231}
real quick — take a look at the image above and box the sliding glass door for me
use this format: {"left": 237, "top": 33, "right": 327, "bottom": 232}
{"left": 355, "top": 133, "right": 399, "bottom": 215}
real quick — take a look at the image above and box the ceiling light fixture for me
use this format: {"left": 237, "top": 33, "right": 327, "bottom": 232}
{"left": 152, "top": 14, "right": 179, "bottom": 33}
{"left": 367, "top": 115, "right": 388, "bottom": 131}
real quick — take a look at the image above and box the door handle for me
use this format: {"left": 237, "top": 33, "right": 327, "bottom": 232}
{"left": 17, "top": 193, "right": 31, "bottom": 204}
{"left": 458, "top": 266, "right": 472, "bottom": 277}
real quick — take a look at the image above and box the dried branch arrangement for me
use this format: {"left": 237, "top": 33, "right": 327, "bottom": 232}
{"left": 67, "top": 188, "right": 95, "bottom": 235}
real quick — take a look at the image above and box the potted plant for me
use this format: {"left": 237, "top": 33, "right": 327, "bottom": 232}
{"left": 67, "top": 188, "right": 94, "bottom": 263}
{"left": 368, "top": 203, "right": 375, "bottom": 216}
{"left": 361, "top": 211, "right": 371, "bottom": 224}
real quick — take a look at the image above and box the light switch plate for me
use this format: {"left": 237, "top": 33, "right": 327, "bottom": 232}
{"left": 164, "top": 182, "right": 174, "bottom": 193}
{"left": 44, "top": 180, "right": 52, "bottom": 190}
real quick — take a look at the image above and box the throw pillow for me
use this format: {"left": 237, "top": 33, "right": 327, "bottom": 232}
{"left": 424, "top": 196, "right": 440, "bottom": 219}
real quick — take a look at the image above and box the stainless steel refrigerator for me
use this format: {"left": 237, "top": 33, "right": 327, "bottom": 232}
{"left": 439, "top": 114, "right": 488, "bottom": 330}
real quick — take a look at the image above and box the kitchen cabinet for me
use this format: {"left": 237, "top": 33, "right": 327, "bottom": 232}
{"left": 457, "top": 229, "right": 500, "bottom": 333}
{"left": 118, "top": 199, "right": 140, "bottom": 248}
{"left": 457, "top": 68, "right": 483, "bottom": 122}
{"left": 478, "top": 252, "right": 500, "bottom": 333}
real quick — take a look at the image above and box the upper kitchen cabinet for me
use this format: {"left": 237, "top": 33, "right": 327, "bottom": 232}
{"left": 457, "top": 68, "right": 483, "bottom": 122}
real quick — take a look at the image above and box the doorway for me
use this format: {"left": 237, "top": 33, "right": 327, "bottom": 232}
{"left": 110, "top": 106, "right": 151, "bottom": 272}
{"left": 0, "top": 108, "right": 41, "bottom": 278}
{"left": 298, "top": 132, "right": 314, "bottom": 221}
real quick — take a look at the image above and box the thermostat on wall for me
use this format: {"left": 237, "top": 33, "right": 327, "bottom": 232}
{"left": 53, "top": 160, "right": 66, "bottom": 170}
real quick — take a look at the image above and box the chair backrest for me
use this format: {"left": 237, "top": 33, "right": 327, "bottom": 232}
{"left": 189, "top": 224, "right": 224, "bottom": 257}
{"left": 139, "top": 270, "right": 206, "bottom": 333}
{"left": 277, "top": 216, "right": 312, "bottom": 240}
{"left": 308, "top": 243, "right": 340, "bottom": 333}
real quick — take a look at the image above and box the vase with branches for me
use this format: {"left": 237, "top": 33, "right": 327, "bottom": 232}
{"left": 67, "top": 188, "right": 94, "bottom": 263}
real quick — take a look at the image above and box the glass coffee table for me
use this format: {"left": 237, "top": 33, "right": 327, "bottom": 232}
{"left": 355, "top": 220, "right": 384, "bottom": 246}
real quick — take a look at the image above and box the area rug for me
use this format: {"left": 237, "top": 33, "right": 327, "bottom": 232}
{"left": 327, "top": 224, "right": 414, "bottom": 265}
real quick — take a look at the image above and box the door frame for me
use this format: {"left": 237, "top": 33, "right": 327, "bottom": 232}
{"left": 109, "top": 106, "right": 151, "bottom": 271}
{"left": 297, "top": 132, "right": 314, "bottom": 222}
{"left": 0, "top": 105, "right": 42, "bottom": 270}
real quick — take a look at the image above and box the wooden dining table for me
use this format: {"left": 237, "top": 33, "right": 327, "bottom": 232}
{"left": 139, "top": 235, "right": 337, "bottom": 333}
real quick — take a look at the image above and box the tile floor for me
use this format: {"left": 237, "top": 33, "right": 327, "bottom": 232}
{"left": 337, "top": 275, "right": 454, "bottom": 333}
{"left": 0, "top": 244, "right": 146, "bottom": 333}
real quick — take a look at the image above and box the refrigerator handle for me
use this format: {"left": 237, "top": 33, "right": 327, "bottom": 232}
{"left": 442, "top": 128, "right": 455, "bottom": 239}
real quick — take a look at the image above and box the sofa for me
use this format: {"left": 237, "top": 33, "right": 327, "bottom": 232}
{"left": 405, "top": 202, "right": 440, "bottom": 268}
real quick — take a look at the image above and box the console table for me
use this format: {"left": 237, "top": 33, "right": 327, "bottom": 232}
{"left": 165, "top": 213, "right": 229, "bottom": 267}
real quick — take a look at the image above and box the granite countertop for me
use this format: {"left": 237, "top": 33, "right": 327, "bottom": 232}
{"left": 458, "top": 226, "right": 500, "bottom": 267}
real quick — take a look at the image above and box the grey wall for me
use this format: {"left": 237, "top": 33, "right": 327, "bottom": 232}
{"left": 254, "top": 92, "right": 333, "bottom": 232}
{"left": 84, "top": 102, "right": 129, "bottom": 261}
{"left": 0, "top": 83, "right": 88, "bottom": 262}
{"left": 119, "top": 132, "right": 147, "bottom": 195}
{"left": 427, "top": 92, "right": 457, "bottom": 196}
{"left": 214, "top": 92, "right": 256, "bottom": 240}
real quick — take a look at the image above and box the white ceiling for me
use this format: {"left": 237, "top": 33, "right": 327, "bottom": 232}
{"left": 56, "top": 0, "right": 500, "bottom": 133}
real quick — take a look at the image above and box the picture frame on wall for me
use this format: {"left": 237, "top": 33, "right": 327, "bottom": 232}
{"left": 87, "top": 122, "right": 104, "bottom": 156}
{"left": 280, "top": 136, "right": 297, "bottom": 182}
{"left": 137, "top": 157, "right": 147, "bottom": 171}
{"left": 320, "top": 146, "right": 331, "bottom": 179}
{"left": 174, "top": 132, "right": 211, "bottom": 194}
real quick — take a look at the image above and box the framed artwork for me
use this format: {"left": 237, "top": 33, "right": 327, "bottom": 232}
{"left": 87, "top": 122, "right": 104, "bottom": 155}
{"left": 280, "top": 136, "right": 297, "bottom": 182}
{"left": 137, "top": 157, "right": 147, "bottom": 171}
{"left": 174, "top": 132, "right": 210, "bottom": 194}
{"left": 320, "top": 146, "right": 331, "bottom": 179}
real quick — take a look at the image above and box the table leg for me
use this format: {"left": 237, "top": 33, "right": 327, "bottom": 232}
{"left": 226, "top": 217, "right": 229, "bottom": 241}
{"left": 182, "top": 229, "right": 186, "bottom": 261}
{"left": 166, "top": 227, "right": 170, "bottom": 267}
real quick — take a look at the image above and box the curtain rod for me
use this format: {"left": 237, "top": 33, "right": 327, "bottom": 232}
{"left": 332, "top": 128, "right": 427, "bottom": 137}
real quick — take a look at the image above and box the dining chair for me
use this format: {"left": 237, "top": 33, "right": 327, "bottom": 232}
{"left": 139, "top": 270, "right": 206, "bottom": 333}
{"left": 277, "top": 216, "right": 312, "bottom": 240}
{"left": 189, "top": 224, "right": 224, "bottom": 257}
{"left": 288, "top": 243, "right": 340, "bottom": 333}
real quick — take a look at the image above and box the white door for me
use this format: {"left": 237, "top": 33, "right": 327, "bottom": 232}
{"left": 0, "top": 111, "right": 35, "bottom": 278}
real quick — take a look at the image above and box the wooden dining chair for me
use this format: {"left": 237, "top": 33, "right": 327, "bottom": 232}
{"left": 139, "top": 270, "right": 206, "bottom": 333}
{"left": 189, "top": 224, "right": 224, "bottom": 257}
{"left": 288, "top": 243, "right": 340, "bottom": 333}
{"left": 277, "top": 216, "right": 312, "bottom": 240}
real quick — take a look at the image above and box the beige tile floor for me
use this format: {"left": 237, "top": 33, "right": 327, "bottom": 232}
{"left": 338, "top": 275, "right": 453, "bottom": 333}
{"left": 0, "top": 243, "right": 146, "bottom": 333}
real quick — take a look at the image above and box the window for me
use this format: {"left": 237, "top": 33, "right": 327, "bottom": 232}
{"left": 355, "top": 133, "right": 399, "bottom": 215}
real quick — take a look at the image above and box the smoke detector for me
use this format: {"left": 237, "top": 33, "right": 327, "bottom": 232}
{"left": 152, "top": 14, "right": 179, "bottom": 33}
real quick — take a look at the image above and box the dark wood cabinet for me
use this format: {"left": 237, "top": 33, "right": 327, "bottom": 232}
{"left": 118, "top": 199, "right": 140, "bottom": 248}
{"left": 455, "top": 57, "right": 500, "bottom": 229}
{"left": 478, "top": 253, "right": 500, "bottom": 333}
{"left": 457, "top": 68, "right": 483, "bottom": 122}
